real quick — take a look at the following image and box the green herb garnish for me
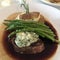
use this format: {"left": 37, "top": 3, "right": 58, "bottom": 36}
{"left": 21, "top": 0, "right": 29, "bottom": 13}
{"left": 4, "top": 20, "right": 59, "bottom": 43}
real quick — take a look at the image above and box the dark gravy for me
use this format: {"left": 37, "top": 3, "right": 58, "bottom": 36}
{"left": 2, "top": 27, "right": 58, "bottom": 60}
{"left": 2, "top": 13, "right": 58, "bottom": 60}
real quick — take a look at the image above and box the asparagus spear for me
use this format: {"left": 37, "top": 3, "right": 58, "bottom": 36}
{"left": 4, "top": 20, "right": 56, "bottom": 41}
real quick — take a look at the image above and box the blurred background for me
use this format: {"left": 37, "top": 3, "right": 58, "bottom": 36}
{"left": 0, "top": 0, "right": 60, "bottom": 9}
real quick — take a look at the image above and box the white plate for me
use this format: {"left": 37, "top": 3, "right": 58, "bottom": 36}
{"left": 0, "top": 1, "right": 60, "bottom": 60}
{"left": 40, "top": 0, "right": 60, "bottom": 9}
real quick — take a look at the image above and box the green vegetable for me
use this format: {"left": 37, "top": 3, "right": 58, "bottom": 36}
{"left": 3, "top": 0, "right": 60, "bottom": 44}
{"left": 4, "top": 20, "right": 58, "bottom": 43}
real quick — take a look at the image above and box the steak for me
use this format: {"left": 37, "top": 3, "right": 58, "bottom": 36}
{"left": 10, "top": 38, "right": 45, "bottom": 54}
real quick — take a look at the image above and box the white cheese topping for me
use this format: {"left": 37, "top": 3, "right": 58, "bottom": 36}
{"left": 15, "top": 32, "right": 39, "bottom": 47}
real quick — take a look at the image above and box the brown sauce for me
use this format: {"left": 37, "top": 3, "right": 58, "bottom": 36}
{"left": 2, "top": 13, "right": 58, "bottom": 60}
{"left": 2, "top": 30, "right": 58, "bottom": 60}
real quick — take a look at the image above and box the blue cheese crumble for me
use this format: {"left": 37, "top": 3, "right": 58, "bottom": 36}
{"left": 15, "top": 32, "right": 39, "bottom": 47}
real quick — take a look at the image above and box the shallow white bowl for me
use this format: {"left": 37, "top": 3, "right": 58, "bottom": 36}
{"left": 0, "top": 1, "right": 60, "bottom": 60}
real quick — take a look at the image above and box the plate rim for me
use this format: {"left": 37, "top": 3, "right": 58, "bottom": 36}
{"left": 40, "top": 0, "right": 60, "bottom": 7}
